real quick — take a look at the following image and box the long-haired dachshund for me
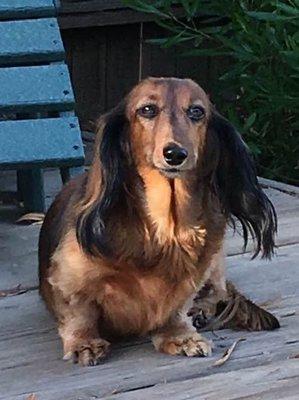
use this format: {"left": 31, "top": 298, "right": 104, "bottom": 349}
{"left": 39, "top": 78, "right": 279, "bottom": 366}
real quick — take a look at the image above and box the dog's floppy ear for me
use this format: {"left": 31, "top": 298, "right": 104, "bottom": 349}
{"left": 208, "top": 110, "right": 277, "bottom": 259}
{"left": 76, "top": 102, "right": 139, "bottom": 257}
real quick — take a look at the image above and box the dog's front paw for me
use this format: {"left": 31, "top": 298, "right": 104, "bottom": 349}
{"left": 63, "top": 338, "right": 110, "bottom": 367}
{"left": 153, "top": 332, "right": 212, "bottom": 357}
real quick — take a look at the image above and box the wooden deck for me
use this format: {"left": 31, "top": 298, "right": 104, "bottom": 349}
{"left": 0, "top": 172, "right": 298, "bottom": 400}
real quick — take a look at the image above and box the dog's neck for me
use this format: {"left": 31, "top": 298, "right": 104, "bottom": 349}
{"left": 138, "top": 166, "right": 206, "bottom": 243}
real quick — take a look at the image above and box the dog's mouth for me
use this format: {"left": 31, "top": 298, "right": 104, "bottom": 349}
{"left": 158, "top": 168, "right": 182, "bottom": 179}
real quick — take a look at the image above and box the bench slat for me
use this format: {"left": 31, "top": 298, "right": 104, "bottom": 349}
{"left": 0, "top": 0, "right": 55, "bottom": 20}
{"left": 0, "top": 64, "right": 75, "bottom": 113}
{"left": 0, "top": 117, "right": 84, "bottom": 168}
{"left": 0, "top": 18, "right": 64, "bottom": 65}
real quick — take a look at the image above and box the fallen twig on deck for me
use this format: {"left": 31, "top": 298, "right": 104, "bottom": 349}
{"left": 213, "top": 337, "right": 246, "bottom": 367}
{"left": 0, "top": 284, "right": 28, "bottom": 298}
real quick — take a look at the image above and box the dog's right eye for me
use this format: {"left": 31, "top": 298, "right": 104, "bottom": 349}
{"left": 137, "top": 104, "right": 159, "bottom": 119}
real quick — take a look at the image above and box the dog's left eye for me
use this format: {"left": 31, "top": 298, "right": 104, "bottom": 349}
{"left": 137, "top": 104, "right": 159, "bottom": 119}
{"left": 186, "top": 105, "right": 205, "bottom": 122}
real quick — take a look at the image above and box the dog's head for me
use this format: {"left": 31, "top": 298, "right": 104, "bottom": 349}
{"left": 77, "top": 77, "right": 276, "bottom": 259}
{"left": 126, "top": 77, "right": 210, "bottom": 178}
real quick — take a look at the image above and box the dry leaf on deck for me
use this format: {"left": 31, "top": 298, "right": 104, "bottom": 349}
{"left": 213, "top": 338, "right": 246, "bottom": 367}
{"left": 16, "top": 212, "right": 45, "bottom": 225}
{"left": 26, "top": 395, "right": 38, "bottom": 400}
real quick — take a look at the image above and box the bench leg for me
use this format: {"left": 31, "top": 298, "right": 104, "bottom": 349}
{"left": 60, "top": 166, "right": 84, "bottom": 184}
{"left": 17, "top": 169, "right": 45, "bottom": 213}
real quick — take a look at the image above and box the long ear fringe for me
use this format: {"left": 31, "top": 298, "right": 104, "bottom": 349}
{"left": 76, "top": 105, "right": 141, "bottom": 257}
{"left": 209, "top": 112, "right": 277, "bottom": 259}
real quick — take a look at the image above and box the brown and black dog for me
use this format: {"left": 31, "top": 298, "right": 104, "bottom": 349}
{"left": 39, "top": 77, "right": 279, "bottom": 366}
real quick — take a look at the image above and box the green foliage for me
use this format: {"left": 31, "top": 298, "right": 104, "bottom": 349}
{"left": 124, "top": 0, "right": 299, "bottom": 184}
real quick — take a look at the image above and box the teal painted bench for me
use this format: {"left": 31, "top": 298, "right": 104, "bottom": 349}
{"left": 0, "top": 18, "right": 64, "bottom": 64}
{"left": 0, "top": 117, "right": 83, "bottom": 168}
{"left": 0, "top": 0, "right": 55, "bottom": 20}
{"left": 0, "top": 0, "right": 85, "bottom": 212}
{"left": 0, "top": 65, "right": 74, "bottom": 112}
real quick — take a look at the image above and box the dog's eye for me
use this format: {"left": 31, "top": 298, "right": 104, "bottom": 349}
{"left": 186, "top": 105, "right": 205, "bottom": 122}
{"left": 137, "top": 104, "right": 159, "bottom": 119}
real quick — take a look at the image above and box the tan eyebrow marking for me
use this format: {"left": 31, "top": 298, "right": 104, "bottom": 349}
{"left": 136, "top": 96, "right": 159, "bottom": 109}
{"left": 190, "top": 99, "right": 205, "bottom": 108}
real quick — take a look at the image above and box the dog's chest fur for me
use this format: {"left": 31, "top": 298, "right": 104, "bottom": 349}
{"left": 110, "top": 170, "right": 221, "bottom": 275}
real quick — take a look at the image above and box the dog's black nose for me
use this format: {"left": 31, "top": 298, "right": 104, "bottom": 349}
{"left": 163, "top": 143, "right": 188, "bottom": 166}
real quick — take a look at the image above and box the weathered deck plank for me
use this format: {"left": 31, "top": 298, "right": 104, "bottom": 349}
{"left": 109, "top": 360, "right": 299, "bottom": 400}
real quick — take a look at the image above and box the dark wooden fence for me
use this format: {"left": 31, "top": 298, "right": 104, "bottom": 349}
{"left": 59, "top": 1, "right": 228, "bottom": 130}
